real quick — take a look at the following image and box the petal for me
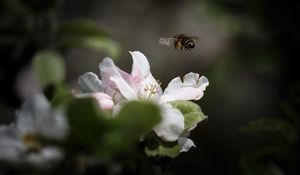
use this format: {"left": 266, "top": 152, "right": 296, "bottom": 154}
{"left": 153, "top": 104, "right": 184, "bottom": 142}
{"left": 99, "top": 58, "right": 138, "bottom": 100}
{"left": 92, "top": 92, "right": 112, "bottom": 101}
{"left": 99, "top": 99, "right": 115, "bottom": 110}
{"left": 78, "top": 72, "right": 103, "bottom": 93}
{"left": 178, "top": 137, "right": 196, "bottom": 152}
{"left": 16, "top": 95, "right": 50, "bottom": 134}
{"left": 111, "top": 99, "right": 135, "bottom": 118}
{"left": 33, "top": 95, "right": 69, "bottom": 140}
{"left": 112, "top": 100, "right": 126, "bottom": 116}
{"left": 0, "top": 126, "right": 26, "bottom": 162}
{"left": 160, "top": 73, "right": 209, "bottom": 102}
{"left": 130, "top": 51, "right": 150, "bottom": 85}
{"left": 26, "top": 147, "right": 64, "bottom": 165}
{"left": 0, "top": 139, "right": 25, "bottom": 162}
{"left": 99, "top": 58, "right": 137, "bottom": 100}
{"left": 117, "top": 67, "right": 139, "bottom": 91}
{"left": 17, "top": 95, "right": 69, "bottom": 140}
{"left": 92, "top": 92, "right": 115, "bottom": 110}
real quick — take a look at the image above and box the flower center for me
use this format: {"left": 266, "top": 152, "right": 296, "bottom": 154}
{"left": 142, "top": 83, "right": 160, "bottom": 100}
{"left": 21, "top": 133, "right": 42, "bottom": 152}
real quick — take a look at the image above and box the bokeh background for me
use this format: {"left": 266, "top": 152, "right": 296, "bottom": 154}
{"left": 1, "top": 0, "right": 299, "bottom": 174}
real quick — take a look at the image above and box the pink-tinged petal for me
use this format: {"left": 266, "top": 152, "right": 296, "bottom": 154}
{"left": 160, "top": 73, "right": 209, "bottom": 102}
{"left": 98, "top": 99, "right": 114, "bottom": 110}
{"left": 153, "top": 104, "right": 184, "bottom": 142}
{"left": 92, "top": 92, "right": 114, "bottom": 110}
{"left": 130, "top": 51, "right": 150, "bottom": 85}
{"left": 99, "top": 58, "right": 138, "bottom": 100}
{"left": 117, "top": 67, "right": 139, "bottom": 91}
{"left": 92, "top": 92, "right": 112, "bottom": 101}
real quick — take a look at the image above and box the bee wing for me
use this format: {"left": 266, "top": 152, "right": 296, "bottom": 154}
{"left": 158, "top": 37, "right": 173, "bottom": 46}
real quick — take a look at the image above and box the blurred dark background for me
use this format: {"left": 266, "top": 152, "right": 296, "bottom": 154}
{"left": 0, "top": 0, "right": 299, "bottom": 174}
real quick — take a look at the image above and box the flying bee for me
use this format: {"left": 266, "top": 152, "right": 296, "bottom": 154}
{"left": 158, "top": 34, "right": 198, "bottom": 51}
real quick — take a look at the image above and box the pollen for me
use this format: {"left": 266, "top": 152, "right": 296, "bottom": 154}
{"left": 21, "top": 133, "right": 42, "bottom": 152}
{"left": 143, "top": 84, "right": 159, "bottom": 94}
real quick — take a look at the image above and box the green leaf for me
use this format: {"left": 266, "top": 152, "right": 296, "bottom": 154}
{"left": 169, "top": 100, "right": 207, "bottom": 130}
{"left": 32, "top": 51, "right": 65, "bottom": 88}
{"left": 101, "top": 101, "right": 161, "bottom": 154}
{"left": 240, "top": 118, "right": 298, "bottom": 144}
{"left": 67, "top": 97, "right": 110, "bottom": 151}
{"left": 58, "top": 20, "right": 121, "bottom": 57}
{"left": 2, "top": 0, "right": 32, "bottom": 14}
{"left": 51, "top": 84, "right": 73, "bottom": 107}
{"left": 240, "top": 146, "right": 284, "bottom": 175}
{"left": 144, "top": 133, "right": 180, "bottom": 158}
{"left": 145, "top": 145, "right": 180, "bottom": 158}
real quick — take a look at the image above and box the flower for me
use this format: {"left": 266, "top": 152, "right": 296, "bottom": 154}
{"left": 78, "top": 72, "right": 115, "bottom": 111}
{"left": 0, "top": 94, "right": 69, "bottom": 166}
{"left": 78, "top": 51, "right": 209, "bottom": 146}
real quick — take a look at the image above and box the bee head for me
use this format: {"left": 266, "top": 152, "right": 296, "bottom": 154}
{"left": 188, "top": 42, "right": 195, "bottom": 48}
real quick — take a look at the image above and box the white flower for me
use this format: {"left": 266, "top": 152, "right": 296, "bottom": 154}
{"left": 0, "top": 94, "right": 68, "bottom": 166}
{"left": 78, "top": 72, "right": 115, "bottom": 111}
{"left": 78, "top": 51, "right": 208, "bottom": 146}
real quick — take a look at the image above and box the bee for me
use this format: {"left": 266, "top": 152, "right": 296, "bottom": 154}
{"left": 158, "top": 34, "right": 198, "bottom": 51}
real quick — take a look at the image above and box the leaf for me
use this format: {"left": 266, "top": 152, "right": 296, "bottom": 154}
{"left": 59, "top": 20, "right": 109, "bottom": 37}
{"left": 240, "top": 118, "right": 298, "bottom": 144}
{"left": 101, "top": 101, "right": 161, "bottom": 154}
{"left": 144, "top": 133, "right": 180, "bottom": 158}
{"left": 145, "top": 144, "right": 180, "bottom": 158}
{"left": 51, "top": 84, "right": 73, "bottom": 107}
{"left": 67, "top": 97, "right": 110, "bottom": 151}
{"left": 32, "top": 51, "right": 65, "bottom": 88}
{"left": 58, "top": 20, "right": 121, "bottom": 57}
{"left": 1, "top": 0, "right": 31, "bottom": 14}
{"left": 169, "top": 100, "right": 207, "bottom": 130}
{"left": 240, "top": 146, "right": 285, "bottom": 175}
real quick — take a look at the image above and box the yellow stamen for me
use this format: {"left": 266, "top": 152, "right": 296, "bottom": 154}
{"left": 21, "top": 133, "right": 41, "bottom": 152}
{"left": 142, "top": 83, "right": 160, "bottom": 100}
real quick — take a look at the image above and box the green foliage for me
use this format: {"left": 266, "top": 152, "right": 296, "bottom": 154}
{"left": 240, "top": 99, "right": 300, "bottom": 175}
{"left": 101, "top": 101, "right": 161, "bottom": 154}
{"left": 58, "top": 20, "right": 121, "bottom": 57}
{"left": 142, "top": 100, "right": 207, "bottom": 158}
{"left": 240, "top": 146, "right": 285, "bottom": 175}
{"left": 169, "top": 100, "right": 207, "bottom": 130}
{"left": 67, "top": 99, "right": 162, "bottom": 156}
{"left": 239, "top": 118, "right": 297, "bottom": 175}
{"left": 32, "top": 50, "right": 65, "bottom": 88}
{"left": 240, "top": 118, "right": 298, "bottom": 144}
{"left": 67, "top": 97, "right": 109, "bottom": 152}
{"left": 145, "top": 137, "right": 180, "bottom": 158}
